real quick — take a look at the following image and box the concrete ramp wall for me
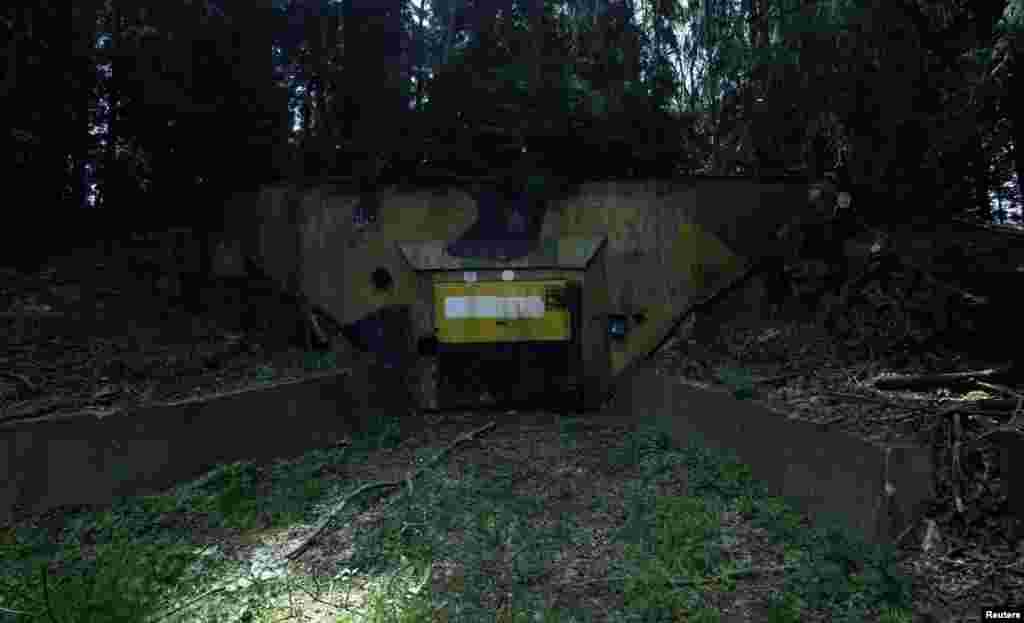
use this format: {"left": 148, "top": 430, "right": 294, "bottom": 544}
{"left": 0, "top": 367, "right": 411, "bottom": 525}
{"left": 609, "top": 362, "right": 936, "bottom": 546}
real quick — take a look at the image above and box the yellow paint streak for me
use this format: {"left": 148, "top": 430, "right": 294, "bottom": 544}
{"left": 369, "top": 190, "right": 478, "bottom": 240}
{"left": 611, "top": 348, "right": 628, "bottom": 376}
{"left": 673, "top": 222, "right": 741, "bottom": 292}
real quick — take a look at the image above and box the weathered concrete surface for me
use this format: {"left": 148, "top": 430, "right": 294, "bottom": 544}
{"left": 231, "top": 178, "right": 807, "bottom": 389}
{"left": 608, "top": 362, "right": 936, "bottom": 546}
{"left": 0, "top": 367, "right": 411, "bottom": 525}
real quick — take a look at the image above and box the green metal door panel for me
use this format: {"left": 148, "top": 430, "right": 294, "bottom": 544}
{"left": 434, "top": 280, "right": 572, "bottom": 343}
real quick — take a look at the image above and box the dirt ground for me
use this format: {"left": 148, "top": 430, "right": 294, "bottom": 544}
{"left": 2, "top": 242, "right": 1023, "bottom": 621}
{"left": 1, "top": 245, "right": 351, "bottom": 424}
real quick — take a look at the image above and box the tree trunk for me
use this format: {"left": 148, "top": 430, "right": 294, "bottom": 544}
{"left": 71, "top": 3, "right": 101, "bottom": 211}
{"left": 314, "top": 9, "right": 339, "bottom": 177}
{"left": 1009, "top": 52, "right": 1024, "bottom": 212}
{"left": 748, "top": 0, "right": 771, "bottom": 181}
{"left": 343, "top": 0, "right": 403, "bottom": 214}
{"left": 102, "top": 0, "right": 121, "bottom": 215}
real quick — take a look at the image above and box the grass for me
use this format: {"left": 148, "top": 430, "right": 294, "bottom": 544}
{"left": 0, "top": 409, "right": 916, "bottom": 623}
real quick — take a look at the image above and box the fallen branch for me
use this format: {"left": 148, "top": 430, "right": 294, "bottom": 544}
{"left": 283, "top": 420, "right": 497, "bottom": 561}
{"left": 823, "top": 390, "right": 925, "bottom": 409}
{"left": 0, "top": 371, "right": 38, "bottom": 395}
{"left": 975, "top": 423, "right": 1024, "bottom": 444}
{"left": 754, "top": 372, "right": 807, "bottom": 386}
{"left": 972, "top": 381, "right": 1024, "bottom": 401}
{"left": 955, "top": 398, "right": 1022, "bottom": 413}
{"left": 149, "top": 421, "right": 497, "bottom": 623}
{"left": 872, "top": 366, "right": 1017, "bottom": 391}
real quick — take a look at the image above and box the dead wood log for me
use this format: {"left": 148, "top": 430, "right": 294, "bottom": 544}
{"left": 283, "top": 420, "right": 497, "bottom": 561}
{"left": 149, "top": 421, "right": 498, "bottom": 623}
{"left": 872, "top": 366, "right": 1017, "bottom": 391}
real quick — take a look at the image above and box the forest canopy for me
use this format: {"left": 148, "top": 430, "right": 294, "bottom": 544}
{"left": 2, "top": 0, "right": 1021, "bottom": 252}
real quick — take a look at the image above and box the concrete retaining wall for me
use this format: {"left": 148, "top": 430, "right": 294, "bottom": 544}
{"left": 0, "top": 368, "right": 409, "bottom": 525}
{"left": 3, "top": 342, "right": 952, "bottom": 547}
{"left": 609, "top": 363, "right": 936, "bottom": 546}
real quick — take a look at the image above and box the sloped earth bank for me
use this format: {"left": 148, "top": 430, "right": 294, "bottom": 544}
{"left": 1, "top": 245, "right": 355, "bottom": 425}
{"left": 657, "top": 270, "right": 1024, "bottom": 620}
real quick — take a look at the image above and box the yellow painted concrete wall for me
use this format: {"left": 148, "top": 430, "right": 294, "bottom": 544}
{"left": 548, "top": 180, "right": 743, "bottom": 374}
{"left": 336, "top": 187, "right": 479, "bottom": 324}
{"left": 239, "top": 178, "right": 801, "bottom": 381}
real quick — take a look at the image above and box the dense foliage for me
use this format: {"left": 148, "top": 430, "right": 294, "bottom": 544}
{"left": 1, "top": 0, "right": 1021, "bottom": 264}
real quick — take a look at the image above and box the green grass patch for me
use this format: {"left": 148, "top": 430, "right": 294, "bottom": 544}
{"left": 0, "top": 411, "right": 914, "bottom": 623}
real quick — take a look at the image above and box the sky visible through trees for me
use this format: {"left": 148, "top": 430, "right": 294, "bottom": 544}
{"left": 78, "top": 0, "right": 1020, "bottom": 222}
